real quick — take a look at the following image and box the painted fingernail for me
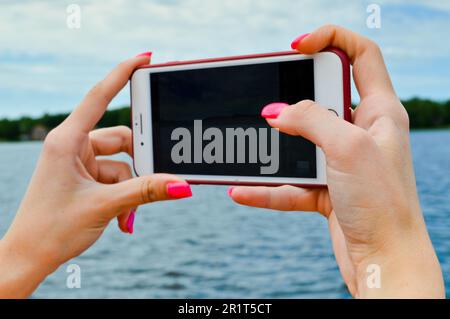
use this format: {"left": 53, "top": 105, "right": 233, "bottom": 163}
{"left": 261, "top": 102, "right": 289, "bottom": 119}
{"left": 136, "top": 51, "right": 152, "bottom": 57}
{"left": 126, "top": 209, "right": 136, "bottom": 234}
{"left": 167, "top": 182, "right": 192, "bottom": 199}
{"left": 227, "top": 187, "right": 235, "bottom": 197}
{"left": 290, "top": 33, "right": 310, "bottom": 50}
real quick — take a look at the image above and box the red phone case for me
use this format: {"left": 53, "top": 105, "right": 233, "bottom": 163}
{"left": 130, "top": 49, "right": 351, "bottom": 187}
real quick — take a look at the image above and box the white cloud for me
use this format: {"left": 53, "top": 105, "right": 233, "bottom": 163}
{"left": 0, "top": 0, "right": 364, "bottom": 61}
{"left": 0, "top": 0, "right": 449, "bottom": 117}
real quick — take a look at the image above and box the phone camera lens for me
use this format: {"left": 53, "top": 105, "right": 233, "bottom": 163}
{"left": 140, "top": 142, "right": 144, "bottom": 146}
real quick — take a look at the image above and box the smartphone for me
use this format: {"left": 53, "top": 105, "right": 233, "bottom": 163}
{"left": 130, "top": 49, "right": 351, "bottom": 186}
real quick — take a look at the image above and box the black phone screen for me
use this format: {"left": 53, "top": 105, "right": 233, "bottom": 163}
{"left": 150, "top": 59, "right": 316, "bottom": 178}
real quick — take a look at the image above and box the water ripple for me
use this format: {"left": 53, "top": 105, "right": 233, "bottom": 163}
{"left": 0, "top": 131, "right": 449, "bottom": 298}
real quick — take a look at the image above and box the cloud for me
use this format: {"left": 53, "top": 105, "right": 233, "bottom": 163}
{"left": 0, "top": 0, "right": 449, "bottom": 117}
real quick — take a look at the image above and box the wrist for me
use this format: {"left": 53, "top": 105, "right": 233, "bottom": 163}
{"left": 0, "top": 237, "right": 57, "bottom": 298}
{"left": 355, "top": 227, "right": 445, "bottom": 298}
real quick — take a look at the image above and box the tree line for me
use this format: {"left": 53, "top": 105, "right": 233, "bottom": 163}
{"left": 0, "top": 98, "right": 449, "bottom": 141}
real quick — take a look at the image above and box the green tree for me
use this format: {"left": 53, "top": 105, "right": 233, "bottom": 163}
{"left": 1, "top": 101, "right": 450, "bottom": 142}
{"left": 0, "top": 119, "right": 21, "bottom": 141}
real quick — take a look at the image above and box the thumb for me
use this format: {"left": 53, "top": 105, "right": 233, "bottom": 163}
{"left": 261, "top": 100, "right": 361, "bottom": 157}
{"left": 101, "top": 173, "right": 192, "bottom": 217}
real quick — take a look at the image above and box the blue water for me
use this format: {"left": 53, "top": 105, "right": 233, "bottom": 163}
{"left": 0, "top": 130, "right": 449, "bottom": 298}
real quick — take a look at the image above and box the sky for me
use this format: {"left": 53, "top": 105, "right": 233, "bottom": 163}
{"left": 0, "top": 0, "right": 449, "bottom": 118}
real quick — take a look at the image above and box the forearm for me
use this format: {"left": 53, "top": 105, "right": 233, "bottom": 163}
{"left": 356, "top": 230, "right": 445, "bottom": 299}
{"left": 0, "top": 238, "right": 54, "bottom": 298}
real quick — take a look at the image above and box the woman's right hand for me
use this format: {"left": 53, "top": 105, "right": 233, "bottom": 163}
{"left": 229, "top": 25, "right": 445, "bottom": 298}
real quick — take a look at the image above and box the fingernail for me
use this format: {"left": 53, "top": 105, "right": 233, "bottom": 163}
{"left": 126, "top": 209, "right": 136, "bottom": 234}
{"left": 227, "top": 187, "right": 234, "bottom": 197}
{"left": 261, "top": 102, "right": 289, "bottom": 119}
{"left": 167, "top": 182, "right": 192, "bottom": 199}
{"left": 290, "top": 33, "right": 310, "bottom": 50}
{"left": 136, "top": 51, "right": 152, "bottom": 57}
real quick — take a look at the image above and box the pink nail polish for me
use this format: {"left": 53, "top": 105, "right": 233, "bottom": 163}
{"left": 261, "top": 102, "right": 289, "bottom": 119}
{"left": 136, "top": 51, "right": 152, "bottom": 57}
{"left": 227, "top": 187, "right": 235, "bottom": 197}
{"left": 126, "top": 209, "right": 136, "bottom": 234}
{"left": 167, "top": 182, "right": 192, "bottom": 199}
{"left": 290, "top": 33, "right": 310, "bottom": 50}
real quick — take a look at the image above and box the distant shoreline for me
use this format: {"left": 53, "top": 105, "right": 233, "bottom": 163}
{"left": 410, "top": 127, "right": 450, "bottom": 131}
{"left": 1, "top": 127, "right": 449, "bottom": 144}
{"left": 1, "top": 98, "right": 449, "bottom": 142}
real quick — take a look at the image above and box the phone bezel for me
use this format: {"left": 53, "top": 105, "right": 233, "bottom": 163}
{"left": 130, "top": 50, "right": 350, "bottom": 186}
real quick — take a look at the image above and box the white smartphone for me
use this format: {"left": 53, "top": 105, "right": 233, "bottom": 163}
{"left": 130, "top": 49, "right": 351, "bottom": 186}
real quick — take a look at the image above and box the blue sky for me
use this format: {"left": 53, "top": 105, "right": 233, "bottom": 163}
{"left": 0, "top": 0, "right": 449, "bottom": 118}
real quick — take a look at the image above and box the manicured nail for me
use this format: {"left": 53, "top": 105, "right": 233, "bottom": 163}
{"left": 227, "top": 187, "right": 235, "bottom": 197}
{"left": 126, "top": 209, "right": 136, "bottom": 234}
{"left": 290, "top": 33, "right": 310, "bottom": 50}
{"left": 261, "top": 102, "right": 289, "bottom": 119}
{"left": 167, "top": 182, "right": 192, "bottom": 199}
{"left": 136, "top": 51, "right": 152, "bottom": 57}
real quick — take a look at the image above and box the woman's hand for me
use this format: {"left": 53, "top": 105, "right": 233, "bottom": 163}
{"left": 0, "top": 53, "right": 192, "bottom": 298}
{"left": 229, "top": 25, "right": 445, "bottom": 298}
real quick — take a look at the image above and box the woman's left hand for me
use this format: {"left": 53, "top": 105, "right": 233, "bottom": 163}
{"left": 0, "top": 54, "right": 192, "bottom": 298}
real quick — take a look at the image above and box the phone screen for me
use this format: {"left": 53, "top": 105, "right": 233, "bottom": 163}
{"left": 150, "top": 59, "right": 316, "bottom": 178}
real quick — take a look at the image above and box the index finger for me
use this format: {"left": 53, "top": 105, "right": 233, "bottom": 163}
{"left": 293, "top": 25, "right": 395, "bottom": 99}
{"left": 65, "top": 53, "right": 151, "bottom": 132}
{"left": 229, "top": 185, "right": 331, "bottom": 217}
